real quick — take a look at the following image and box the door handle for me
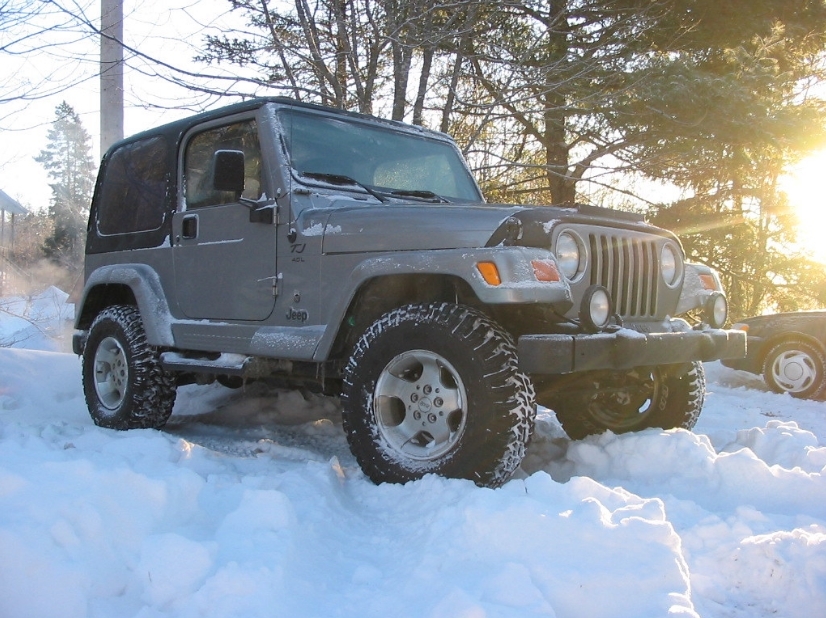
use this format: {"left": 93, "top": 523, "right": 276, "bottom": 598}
{"left": 182, "top": 215, "right": 198, "bottom": 239}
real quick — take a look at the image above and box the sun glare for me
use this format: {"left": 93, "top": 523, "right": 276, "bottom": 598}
{"left": 782, "top": 149, "right": 826, "bottom": 264}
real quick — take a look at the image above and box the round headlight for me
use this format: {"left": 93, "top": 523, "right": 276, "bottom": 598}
{"left": 556, "top": 231, "right": 583, "bottom": 280}
{"left": 660, "top": 244, "right": 681, "bottom": 286}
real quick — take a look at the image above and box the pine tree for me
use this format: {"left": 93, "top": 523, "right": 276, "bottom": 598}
{"left": 35, "top": 101, "right": 95, "bottom": 278}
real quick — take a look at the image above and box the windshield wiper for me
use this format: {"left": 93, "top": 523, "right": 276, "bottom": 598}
{"left": 388, "top": 189, "right": 450, "bottom": 203}
{"left": 300, "top": 172, "right": 388, "bottom": 203}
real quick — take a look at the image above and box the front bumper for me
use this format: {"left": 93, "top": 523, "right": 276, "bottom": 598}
{"left": 518, "top": 328, "right": 746, "bottom": 374}
{"left": 720, "top": 335, "right": 763, "bottom": 373}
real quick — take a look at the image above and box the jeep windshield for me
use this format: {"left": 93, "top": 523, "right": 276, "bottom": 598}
{"left": 278, "top": 108, "right": 482, "bottom": 203}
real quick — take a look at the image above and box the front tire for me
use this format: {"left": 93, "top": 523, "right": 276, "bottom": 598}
{"left": 82, "top": 305, "right": 177, "bottom": 429}
{"left": 551, "top": 362, "right": 705, "bottom": 440}
{"left": 762, "top": 339, "right": 826, "bottom": 399}
{"left": 341, "top": 302, "right": 536, "bottom": 487}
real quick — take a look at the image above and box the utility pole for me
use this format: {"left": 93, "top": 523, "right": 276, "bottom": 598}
{"left": 100, "top": 0, "right": 124, "bottom": 155}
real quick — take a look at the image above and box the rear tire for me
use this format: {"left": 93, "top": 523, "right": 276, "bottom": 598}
{"left": 551, "top": 362, "right": 705, "bottom": 440}
{"left": 762, "top": 339, "right": 826, "bottom": 399}
{"left": 82, "top": 305, "right": 177, "bottom": 429}
{"left": 341, "top": 302, "right": 536, "bottom": 487}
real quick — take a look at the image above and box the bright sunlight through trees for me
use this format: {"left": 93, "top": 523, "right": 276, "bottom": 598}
{"left": 784, "top": 149, "right": 826, "bottom": 264}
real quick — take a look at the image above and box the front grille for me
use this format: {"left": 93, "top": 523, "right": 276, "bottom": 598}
{"left": 587, "top": 232, "right": 659, "bottom": 318}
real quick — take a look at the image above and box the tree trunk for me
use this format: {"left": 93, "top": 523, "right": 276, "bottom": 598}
{"left": 541, "top": 1, "right": 574, "bottom": 204}
{"left": 391, "top": 40, "right": 411, "bottom": 121}
{"left": 412, "top": 46, "right": 434, "bottom": 126}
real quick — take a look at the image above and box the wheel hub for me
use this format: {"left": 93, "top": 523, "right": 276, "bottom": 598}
{"left": 374, "top": 350, "right": 467, "bottom": 461}
{"left": 93, "top": 336, "right": 129, "bottom": 411}
{"left": 772, "top": 350, "right": 816, "bottom": 392}
{"left": 585, "top": 368, "right": 660, "bottom": 430}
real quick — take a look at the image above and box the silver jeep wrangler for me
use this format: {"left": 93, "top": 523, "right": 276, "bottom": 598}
{"left": 73, "top": 98, "right": 745, "bottom": 487}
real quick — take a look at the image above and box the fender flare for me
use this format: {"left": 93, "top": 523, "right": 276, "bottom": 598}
{"left": 75, "top": 264, "right": 175, "bottom": 347}
{"left": 313, "top": 246, "right": 573, "bottom": 360}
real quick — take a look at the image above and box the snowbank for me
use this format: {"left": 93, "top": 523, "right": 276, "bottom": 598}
{"left": 0, "top": 286, "right": 74, "bottom": 351}
{"left": 1, "top": 346, "right": 825, "bottom": 617}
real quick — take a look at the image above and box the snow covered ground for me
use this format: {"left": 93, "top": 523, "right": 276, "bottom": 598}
{"left": 0, "top": 287, "right": 74, "bottom": 352}
{"left": 1, "top": 296, "right": 825, "bottom": 617}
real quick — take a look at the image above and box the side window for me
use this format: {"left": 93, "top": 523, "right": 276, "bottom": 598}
{"left": 96, "top": 136, "right": 169, "bottom": 235}
{"left": 184, "top": 119, "right": 263, "bottom": 208}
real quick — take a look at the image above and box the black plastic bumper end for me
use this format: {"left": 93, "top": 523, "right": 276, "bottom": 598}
{"left": 518, "top": 328, "right": 747, "bottom": 374}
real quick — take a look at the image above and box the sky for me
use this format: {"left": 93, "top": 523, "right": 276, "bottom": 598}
{"left": 3, "top": 285, "right": 826, "bottom": 617}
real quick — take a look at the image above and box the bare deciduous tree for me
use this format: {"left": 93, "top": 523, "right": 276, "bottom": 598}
{"left": 0, "top": 0, "right": 97, "bottom": 121}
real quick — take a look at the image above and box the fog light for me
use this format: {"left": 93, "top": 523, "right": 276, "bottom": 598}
{"left": 581, "top": 285, "right": 612, "bottom": 332}
{"left": 704, "top": 292, "right": 728, "bottom": 328}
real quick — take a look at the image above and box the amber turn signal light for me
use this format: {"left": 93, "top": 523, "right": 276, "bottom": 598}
{"left": 699, "top": 274, "right": 718, "bottom": 290}
{"left": 531, "top": 260, "right": 560, "bottom": 282}
{"left": 476, "top": 261, "right": 502, "bottom": 286}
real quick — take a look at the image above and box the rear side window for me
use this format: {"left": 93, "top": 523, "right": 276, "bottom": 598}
{"left": 96, "top": 136, "right": 169, "bottom": 235}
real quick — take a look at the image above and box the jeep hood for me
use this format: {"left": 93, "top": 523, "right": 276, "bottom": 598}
{"left": 318, "top": 201, "right": 657, "bottom": 253}
{"left": 320, "top": 203, "right": 524, "bottom": 253}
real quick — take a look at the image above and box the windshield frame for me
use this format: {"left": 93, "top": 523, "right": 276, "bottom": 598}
{"left": 276, "top": 107, "right": 484, "bottom": 203}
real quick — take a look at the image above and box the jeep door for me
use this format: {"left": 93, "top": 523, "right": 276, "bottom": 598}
{"left": 172, "top": 115, "right": 277, "bottom": 321}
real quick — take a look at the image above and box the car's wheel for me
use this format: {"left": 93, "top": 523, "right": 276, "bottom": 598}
{"left": 82, "top": 305, "right": 177, "bottom": 429}
{"left": 551, "top": 362, "right": 705, "bottom": 440}
{"left": 762, "top": 339, "right": 826, "bottom": 399}
{"left": 341, "top": 302, "right": 536, "bottom": 487}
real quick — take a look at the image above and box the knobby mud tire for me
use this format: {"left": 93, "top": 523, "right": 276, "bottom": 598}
{"left": 341, "top": 302, "right": 536, "bottom": 487}
{"left": 82, "top": 305, "right": 177, "bottom": 430}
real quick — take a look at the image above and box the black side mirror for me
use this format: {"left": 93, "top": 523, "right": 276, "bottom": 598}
{"left": 211, "top": 150, "right": 245, "bottom": 193}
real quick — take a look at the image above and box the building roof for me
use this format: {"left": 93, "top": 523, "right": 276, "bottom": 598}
{"left": 0, "top": 189, "right": 27, "bottom": 215}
